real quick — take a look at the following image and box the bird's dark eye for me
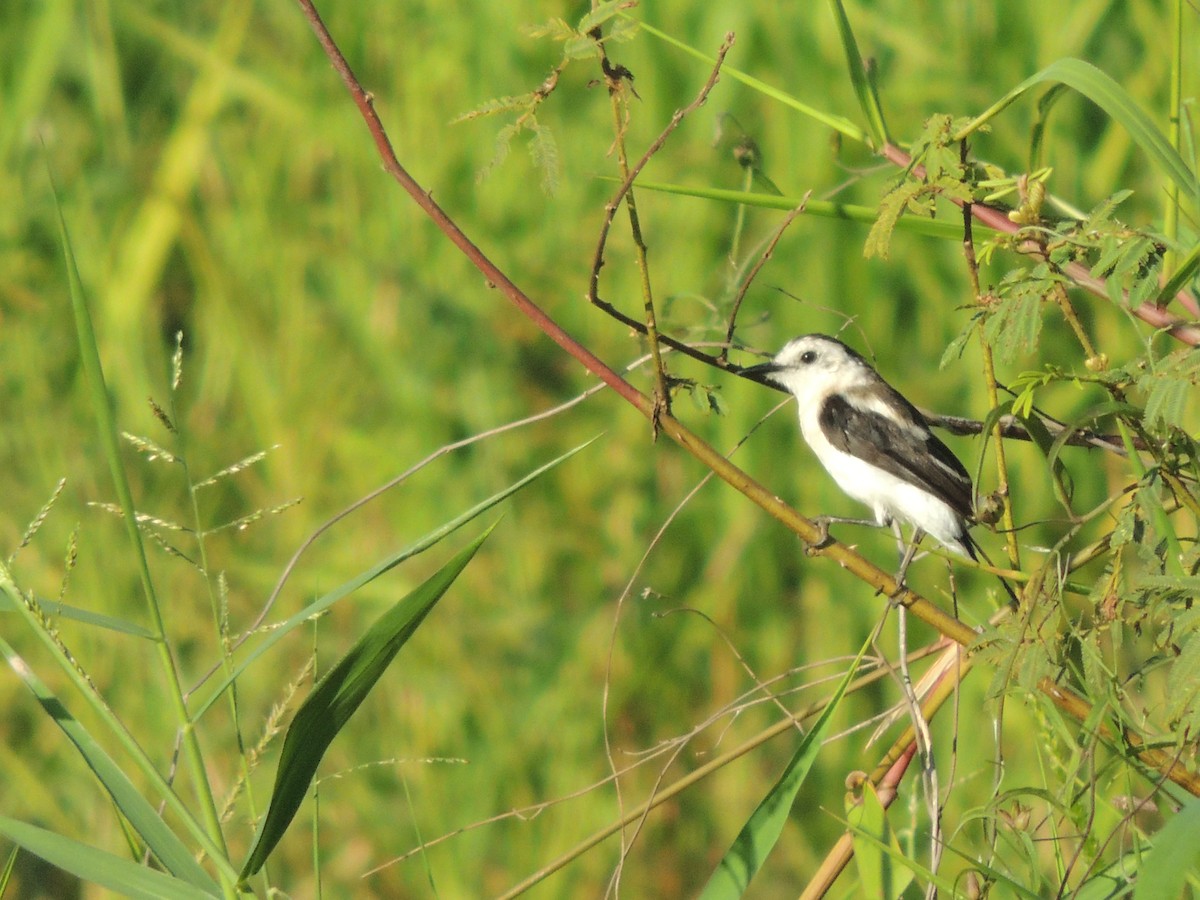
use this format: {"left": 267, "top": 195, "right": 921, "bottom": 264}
{"left": 800, "top": 350, "right": 817, "bottom": 364}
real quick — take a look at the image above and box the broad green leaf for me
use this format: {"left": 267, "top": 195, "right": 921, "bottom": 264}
{"left": 0, "top": 816, "right": 217, "bottom": 900}
{"left": 0, "top": 631, "right": 220, "bottom": 892}
{"left": 240, "top": 528, "right": 493, "bottom": 879}
{"left": 697, "top": 638, "right": 868, "bottom": 898}
{"left": 192, "top": 438, "right": 594, "bottom": 719}
{"left": 1132, "top": 796, "right": 1200, "bottom": 900}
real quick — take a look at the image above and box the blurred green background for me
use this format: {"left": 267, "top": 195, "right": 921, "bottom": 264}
{"left": 1, "top": 1, "right": 1192, "bottom": 896}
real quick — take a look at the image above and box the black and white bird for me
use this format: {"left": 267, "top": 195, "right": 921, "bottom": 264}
{"left": 743, "top": 333, "right": 981, "bottom": 562}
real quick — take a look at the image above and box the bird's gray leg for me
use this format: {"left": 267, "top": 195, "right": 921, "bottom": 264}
{"left": 806, "top": 514, "right": 882, "bottom": 552}
{"left": 889, "top": 523, "right": 924, "bottom": 599}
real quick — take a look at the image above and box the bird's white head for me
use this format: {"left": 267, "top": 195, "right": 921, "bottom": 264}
{"left": 743, "top": 334, "right": 877, "bottom": 406}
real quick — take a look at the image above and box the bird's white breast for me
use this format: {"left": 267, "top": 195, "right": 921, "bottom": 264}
{"left": 795, "top": 400, "right": 968, "bottom": 554}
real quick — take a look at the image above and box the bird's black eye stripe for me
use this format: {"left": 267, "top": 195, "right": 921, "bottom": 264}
{"left": 800, "top": 350, "right": 817, "bottom": 364}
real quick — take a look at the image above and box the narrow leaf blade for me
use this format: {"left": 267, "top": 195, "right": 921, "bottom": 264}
{"left": 193, "top": 438, "right": 595, "bottom": 719}
{"left": 0, "top": 816, "right": 217, "bottom": 900}
{"left": 0, "top": 632, "right": 219, "bottom": 892}
{"left": 698, "top": 639, "right": 868, "bottom": 898}
{"left": 240, "top": 528, "right": 493, "bottom": 878}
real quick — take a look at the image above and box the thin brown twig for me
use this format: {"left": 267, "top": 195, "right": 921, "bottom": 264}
{"left": 588, "top": 33, "right": 735, "bottom": 310}
{"left": 961, "top": 139, "right": 1021, "bottom": 574}
{"left": 718, "top": 194, "right": 811, "bottom": 363}
{"left": 596, "top": 36, "right": 673, "bottom": 435}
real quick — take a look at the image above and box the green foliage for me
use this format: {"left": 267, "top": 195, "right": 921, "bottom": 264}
{"left": 865, "top": 114, "right": 977, "bottom": 260}
{"left": 4, "top": 1, "right": 1200, "bottom": 898}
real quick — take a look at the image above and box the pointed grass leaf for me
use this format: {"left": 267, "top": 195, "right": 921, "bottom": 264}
{"left": 240, "top": 528, "right": 493, "bottom": 879}
{"left": 46, "top": 159, "right": 162, "bottom": 638}
{"left": 826, "top": 0, "right": 889, "bottom": 147}
{"left": 193, "top": 439, "right": 594, "bottom": 720}
{"left": 1155, "top": 239, "right": 1200, "bottom": 309}
{"left": 631, "top": 19, "right": 869, "bottom": 145}
{"left": 698, "top": 637, "right": 869, "bottom": 898}
{"left": 0, "top": 631, "right": 221, "bottom": 892}
{"left": 0, "top": 593, "right": 157, "bottom": 639}
{"left": 625, "top": 181, "right": 990, "bottom": 241}
{"left": 0, "top": 817, "right": 217, "bottom": 900}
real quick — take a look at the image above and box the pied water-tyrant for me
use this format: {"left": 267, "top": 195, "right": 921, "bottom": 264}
{"left": 743, "top": 333, "right": 986, "bottom": 564}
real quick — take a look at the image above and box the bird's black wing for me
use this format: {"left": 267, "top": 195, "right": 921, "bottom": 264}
{"left": 819, "top": 389, "right": 975, "bottom": 521}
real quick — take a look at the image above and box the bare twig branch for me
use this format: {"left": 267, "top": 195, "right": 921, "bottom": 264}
{"left": 719, "top": 194, "right": 811, "bottom": 363}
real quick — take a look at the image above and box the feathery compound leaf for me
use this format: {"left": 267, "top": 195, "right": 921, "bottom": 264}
{"left": 451, "top": 94, "right": 534, "bottom": 124}
{"left": 240, "top": 528, "right": 493, "bottom": 879}
{"left": 528, "top": 120, "right": 560, "bottom": 194}
{"left": 576, "top": 0, "right": 634, "bottom": 36}
{"left": 1137, "top": 347, "right": 1200, "bottom": 430}
{"left": 1164, "top": 632, "right": 1200, "bottom": 734}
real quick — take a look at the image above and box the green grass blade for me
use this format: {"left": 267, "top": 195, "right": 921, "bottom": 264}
{"left": 957, "top": 58, "right": 1199, "bottom": 207}
{"left": 0, "top": 845, "right": 16, "bottom": 895}
{"left": 0, "top": 816, "right": 217, "bottom": 900}
{"left": 628, "top": 180, "right": 995, "bottom": 240}
{"left": 192, "top": 438, "right": 595, "bottom": 719}
{"left": 698, "top": 637, "right": 869, "bottom": 898}
{"left": 826, "top": 0, "right": 889, "bottom": 147}
{"left": 0, "top": 564, "right": 231, "bottom": 888}
{"left": 0, "top": 594, "right": 158, "bottom": 639}
{"left": 1155, "top": 238, "right": 1200, "bottom": 308}
{"left": 632, "top": 18, "right": 869, "bottom": 144}
{"left": 46, "top": 162, "right": 165, "bottom": 642}
{"left": 240, "top": 527, "right": 494, "bottom": 879}
{"left": 0, "top": 632, "right": 220, "bottom": 892}
{"left": 47, "top": 161, "right": 231, "bottom": 875}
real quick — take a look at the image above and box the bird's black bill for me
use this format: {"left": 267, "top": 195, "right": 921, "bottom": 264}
{"left": 739, "top": 361, "right": 785, "bottom": 388}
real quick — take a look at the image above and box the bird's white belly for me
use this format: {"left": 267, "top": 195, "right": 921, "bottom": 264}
{"left": 803, "top": 424, "right": 966, "bottom": 552}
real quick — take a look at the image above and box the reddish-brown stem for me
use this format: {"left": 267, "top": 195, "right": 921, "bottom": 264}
{"left": 879, "top": 143, "right": 1200, "bottom": 343}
